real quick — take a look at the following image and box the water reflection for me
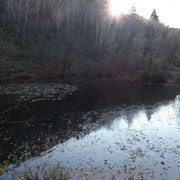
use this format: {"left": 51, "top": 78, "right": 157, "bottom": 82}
{"left": 175, "top": 95, "right": 180, "bottom": 127}
{"left": 1, "top": 83, "right": 180, "bottom": 179}
{"left": 20, "top": 95, "right": 180, "bottom": 179}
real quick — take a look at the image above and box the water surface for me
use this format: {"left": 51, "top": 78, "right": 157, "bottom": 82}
{"left": 0, "top": 83, "right": 180, "bottom": 179}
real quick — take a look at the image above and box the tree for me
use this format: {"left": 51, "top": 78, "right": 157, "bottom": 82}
{"left": 150, "top": 9, "right": 159, "bottom": 21}
{"left": 129, "top": 6, "right": 136, "bottom": 16}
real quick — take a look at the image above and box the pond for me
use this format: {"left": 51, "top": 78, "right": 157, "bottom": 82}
{"left": 0, "top": 82, "right": 180, "bottom": 179}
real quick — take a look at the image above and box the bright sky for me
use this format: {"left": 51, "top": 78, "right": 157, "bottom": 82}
{"left": 134, "top": 0, "right": 180, "bottom": 28}
{"left": 109, "top": 0, "right": 180, "bottom": 28}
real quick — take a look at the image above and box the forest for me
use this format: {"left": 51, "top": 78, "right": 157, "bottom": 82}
{"left": 1, "top": 0, "right": 180, "bottom": 84}
{"left": 1, "top": 0, "right": 180, "bottom": 179}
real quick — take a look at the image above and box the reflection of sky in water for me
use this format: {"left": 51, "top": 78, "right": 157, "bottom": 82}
{"left": 15, "top": 96, "right": 180, "bottom": 179}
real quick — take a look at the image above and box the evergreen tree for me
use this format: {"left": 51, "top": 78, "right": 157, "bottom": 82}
{"left": 150, "top": 9, "right": 159, "bottom": 21}
{"left": 129, "top": 6, "right": 136, "bottom": 16}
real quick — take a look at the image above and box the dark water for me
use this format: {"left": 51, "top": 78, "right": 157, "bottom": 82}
{"left": 0, "top": 82, "right": 180, "bottom": 179}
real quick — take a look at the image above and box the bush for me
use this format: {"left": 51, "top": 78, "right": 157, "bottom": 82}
{"left": 141, "top": 71, "right": 168, "bottom": 83}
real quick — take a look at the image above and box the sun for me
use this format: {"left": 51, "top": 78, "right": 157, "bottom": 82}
{"left": 109, "top": 0, "right": 128, "bottom": 16}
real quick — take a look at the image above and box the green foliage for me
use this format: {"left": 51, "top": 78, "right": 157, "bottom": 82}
{"left": 0, "top": 167, "right": 3, "bottom": 176}
{"left": 13, "top": 164, "right": 69, "bottom": 180}
{"left": 0, "top": 144, "right": 41, "bottom": 176}
{"left": 0, "top": 141, "right": 70, "bottom": 178}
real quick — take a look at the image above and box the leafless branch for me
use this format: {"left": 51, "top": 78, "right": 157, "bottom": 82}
{"left": 0, "top": 99, "right": 22, "bottom": 116}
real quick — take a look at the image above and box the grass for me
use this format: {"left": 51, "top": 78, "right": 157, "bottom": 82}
{"left": 9, "top": 163, "right": 69, "bottom": 180}
{"left": 0, "top": 144, "right": 69, "bottom": 180}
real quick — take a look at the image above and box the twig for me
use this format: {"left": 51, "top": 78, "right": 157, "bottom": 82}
{"left": 0, "top": 116, "right": 35, "bottom": 125}
{"left": 0, "top": 99, "right": 22, "bottom": 116}
{"left": 0, "top": 121, "right": 26, "bottom": 125}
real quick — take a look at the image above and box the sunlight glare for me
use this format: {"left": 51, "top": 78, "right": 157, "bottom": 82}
{"left": 109, "top": 0, "right": 129, "bottom": 16}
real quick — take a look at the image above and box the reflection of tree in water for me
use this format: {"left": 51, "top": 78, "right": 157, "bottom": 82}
{"left": 119, "top": 101, "right": 173, "bottom": 127}
{"left": 146, "top": 110, "right": 152, "bottom": 121}
{"left": 120, "top": 108, "right": 138, "bottom": 127}
{"left": 143, "top": 105, "right": 155, "bottom": 121}
{"left": 174, "top": 95, "right": 180, "bottom": 127}
{"left": 1, "top": 83, "right": 180, "bottom": 163}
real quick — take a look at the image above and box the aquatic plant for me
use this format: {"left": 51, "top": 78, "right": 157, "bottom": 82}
{"left": 13, "top": 163, "right": 69, "bottom": 180}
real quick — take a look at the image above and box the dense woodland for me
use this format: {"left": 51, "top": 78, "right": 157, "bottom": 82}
{"left": 0, "top": 0, "right": 180, "bottom": 83}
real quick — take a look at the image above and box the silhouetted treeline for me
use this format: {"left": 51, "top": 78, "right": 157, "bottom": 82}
{"left": 0, "top": 0, "right": 180, "bottom": 83}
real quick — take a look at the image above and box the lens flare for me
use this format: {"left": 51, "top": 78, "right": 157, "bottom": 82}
{"left": 109, "top": 0, "right": 128, "bottom": 16}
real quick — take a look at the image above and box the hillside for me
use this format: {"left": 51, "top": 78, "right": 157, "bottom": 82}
{"left": 0, "top": 0, "right": 180, "bottom": 83}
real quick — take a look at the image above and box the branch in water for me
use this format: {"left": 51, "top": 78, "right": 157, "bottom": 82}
{"left": 0, "top": 99, "right": 22, "bottom": 116}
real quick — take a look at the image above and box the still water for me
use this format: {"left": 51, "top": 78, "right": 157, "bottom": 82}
{"left": 0, "top": 83, "right": 180, "bottom": 179}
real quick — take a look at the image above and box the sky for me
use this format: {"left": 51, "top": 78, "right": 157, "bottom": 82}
{"left": 114, "top": 0, "right": 180, "bottom": 28}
